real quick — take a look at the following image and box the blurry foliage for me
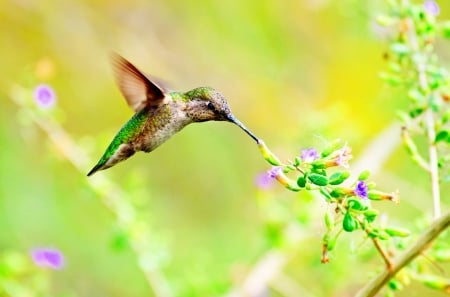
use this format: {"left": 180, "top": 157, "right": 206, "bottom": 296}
{"left": 0, "top": 0, "right": 449, "bottom": 297}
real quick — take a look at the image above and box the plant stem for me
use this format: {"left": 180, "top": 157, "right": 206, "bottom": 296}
{"left": 403, "top": 8, "right": 441, "bottom": 219}
{"left": 425, "top": 109, "right": 441, "bottom": 219}
{"left": 10, "top": 86, "right": 173, "bottom": 297}
{"left": 354, "top": 211, "right": 450, "bottom": 297}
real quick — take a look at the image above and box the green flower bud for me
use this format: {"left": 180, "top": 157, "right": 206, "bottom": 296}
{"left": 435, "top": 130, "right": 449, "bottom": 143}
{"left": 368, "top": 190, "right": 399, "bottom": 203}
{"left": 330, "top": 187, "right": 348, "bottom": 198}
{"left": 358, "top": 170, "right": 371, "bottom": 181}
{"left": 368, "top": 228, "right": 390, "bottom": 240}
{"left": 308, "top": 173, "right": 329, "bottom": 186}
{"left": 322, "top": 232, "right": 337, "bottom": 251}
{"left": 384, "top": 227, "right": 411, "bottom": 237}
{"left": 311, "top": 160, "right": 326, "bottom": 169}
{"left": 321, "top": 139, "right": 344, "bottom": 157}
{"left": 416, "top": 274, "right": 450, "bottom": 291}
{"left": 283, "top": 165, "right": 295, "bottom": 173}
{"left": 297, "top": 175, "right": 307, "bottom": 188}
{"left": 329, "top": 171, "right": 350, "bottom": 185}
{"left": 286, "top": 182, "right": 301, "bottom": 192}
{"left": 293, "top": 156, "right": 301, "bottom": 166}
{"left": 258, "top": 140, "right": 282, "bottom": 166}
{"left": 324, "top": 210, "right": 334, "bottom": 231}
{"left": 348, "top": 198, "right": 366, "bottom": 211}
{"left": 388, "top": 279, "right": 404, "bottom": 291}
{"left": 363, "top": 209, "right": 379, "bottom": 223}
{"left": 343, "top": 213, "right": 358, "bottom": 232}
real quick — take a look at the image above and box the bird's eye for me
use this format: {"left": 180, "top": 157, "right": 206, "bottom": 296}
{"left": 207, "top": 102, "right": 215, "bottom": 110}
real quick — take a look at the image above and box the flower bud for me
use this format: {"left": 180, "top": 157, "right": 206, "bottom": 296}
{"left": 343, "top": 213, "right": 358, "bottom": 232}
{"left": 321, "top": 139, "right": 344, "bottom": 157}
{"left": 368, "top": 190, "right": 400, "bottom": 203}
{"left": 384, "top": 227, "right": 411, "bottom": 237}
{"left": 257, "top": 140, "right": 282, "bottom": 166}
{"left": 358, "top": 170, "right": 371, "bottom": 181}
{"left": 324, "top": 210, "right": 334, "bottom": 231}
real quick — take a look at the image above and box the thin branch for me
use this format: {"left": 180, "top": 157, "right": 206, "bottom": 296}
{"left": 354, "top": 211, "right": 450, "bottom": 297}
{"left": 403, "top": 4, "right": 441, "bottom": 219}
{"left": 371, "top": 237, "right": 393, "bottom": 271}
{"left": 425, "top": 110, "right": 441, "bottom": 219}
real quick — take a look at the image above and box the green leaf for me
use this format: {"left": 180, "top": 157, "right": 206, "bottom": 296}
{"left": 308, "top": 173, "right": 329, "bottom": 186}
{"left": 435, "top": 130, "right": 449, "bottom": 143}
{"left": 343, "top": 213, "right": 358, "bottom": 232}
{"left": 329, "top": 171, "right": 350, "bottom": 185}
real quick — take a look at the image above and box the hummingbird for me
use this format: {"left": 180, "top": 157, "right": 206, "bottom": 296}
{"left": 87, "top": 54, "right": 260, "bottom": 176}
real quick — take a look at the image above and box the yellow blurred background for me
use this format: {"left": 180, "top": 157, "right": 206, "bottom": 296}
{"left": 0, "top": 0, "right": 448, "bottom": 296}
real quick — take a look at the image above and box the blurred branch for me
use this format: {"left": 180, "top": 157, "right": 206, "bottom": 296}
{"left": 403, "top": 1, "right": 441, "bottom": 219}
{"left": 354, "top": 211, "right": 450, "bottom": 297}
{"left": 224, "top": 123, "right": 401, "bottom": 297}
{"left": 10, "top": 85, "right": 173, "bottom": 297}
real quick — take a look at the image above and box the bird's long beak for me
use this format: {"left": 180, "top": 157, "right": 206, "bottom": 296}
{"left": 228, "top": 115, "right": 259, "bottom": 143}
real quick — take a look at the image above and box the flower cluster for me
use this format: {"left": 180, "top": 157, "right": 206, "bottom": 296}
{"left": 256, "top": 139, "right": 402, "bottom": 263}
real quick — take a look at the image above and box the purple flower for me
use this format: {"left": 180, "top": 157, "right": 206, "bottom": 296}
{"left": 424, "top": 0, "right": 439, "bottom": 16}
{"left": 267, "top": 166, "right": 283, "bottom": 179}
{"left": 34, "top": 84, "right": 56, "bottom": 108}
{"left": 300, "top": 148, "right": 319, "bottom": 163}
{"left": 255, "top": 172, "right": 275, "bottom": 189}
{"left": 354, "top": 181, "right": 368, "bottom": 199}
{"left": 31, "top": 248, "right": 65, "bottom": 270}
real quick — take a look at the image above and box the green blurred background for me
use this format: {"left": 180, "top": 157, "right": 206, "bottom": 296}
{"left": 0, "top": 0, "right": 449, "bottom": 296}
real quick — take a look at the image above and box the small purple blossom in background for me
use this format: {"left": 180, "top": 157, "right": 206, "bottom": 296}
{"left": 255, "top": 172, "right": 275, "bottom": 189}
{"left": 34, "top": 84, "right": 56, "bottom": 108}
{"left": 300, "top": 148, "right": 319, "bottom": 163}
{"left": 424, "top": 0, "right": 439, "bottom": 16}
{"left": 354, "top": 181, "right": 368, "bottom": 199}
{"left": 31, "top": 248, "right": 65, "bottom": 270}
{"left": 267, "top": 166, "right": 283, "bottom": 179}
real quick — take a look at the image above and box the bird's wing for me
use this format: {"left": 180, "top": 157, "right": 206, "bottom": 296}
{"left": 111, "top": 53, "right": 166, "bottom": 112}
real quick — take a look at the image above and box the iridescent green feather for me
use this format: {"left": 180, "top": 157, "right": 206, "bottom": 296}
{"left": 93, "top": 110, "right": 148, "bottom": 167}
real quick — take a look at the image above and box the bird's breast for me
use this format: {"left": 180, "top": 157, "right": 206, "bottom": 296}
{"left": 135, "top": 103, "right": 191, "bottom": 152}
